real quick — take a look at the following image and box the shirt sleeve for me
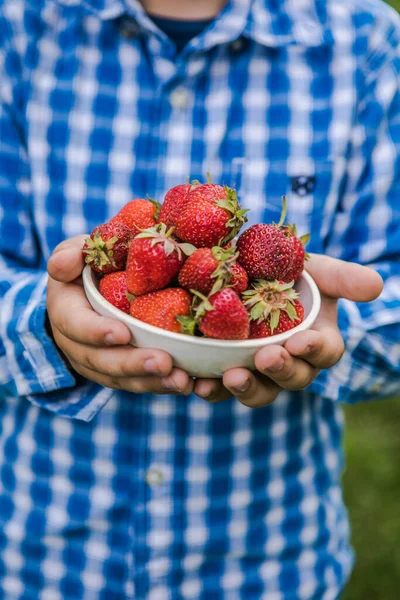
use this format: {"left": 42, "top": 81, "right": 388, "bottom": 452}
{"left": 309, "top": 32, "right": 400, "bottom": 403}
{"left": 0, "top": 10, "right": 115, "bottom": 421}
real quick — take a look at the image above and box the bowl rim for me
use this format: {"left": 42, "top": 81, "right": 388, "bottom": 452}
{"left": 83, "top": 265, "right": 321, "bottom": 349}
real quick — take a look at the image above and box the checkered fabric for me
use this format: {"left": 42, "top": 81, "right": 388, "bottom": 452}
{"left": 0, "top": 0, "right": 399, "bottom": 598}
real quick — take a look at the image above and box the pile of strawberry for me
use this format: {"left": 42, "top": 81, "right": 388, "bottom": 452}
{"left": 82, "top": 180, "right": 310, "bottom": 340}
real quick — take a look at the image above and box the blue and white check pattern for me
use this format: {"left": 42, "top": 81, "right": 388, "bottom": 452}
{"left": 0, "top": 0, "right": 399, "bottom": 597}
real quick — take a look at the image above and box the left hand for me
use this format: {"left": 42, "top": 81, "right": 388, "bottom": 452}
{"left": 193, "top": 254, "right": 383, "bottom": 407}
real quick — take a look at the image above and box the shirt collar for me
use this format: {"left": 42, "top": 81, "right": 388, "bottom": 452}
{"left": 55, "top": 0, "right": 332, "bottom": 48}
{"left": 246, "top": 0, "right": 332, "bottom": 47}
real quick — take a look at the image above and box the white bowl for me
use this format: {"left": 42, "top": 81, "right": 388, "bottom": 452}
{"left": 82, "top": 266, "right": 321, "bottom": 378}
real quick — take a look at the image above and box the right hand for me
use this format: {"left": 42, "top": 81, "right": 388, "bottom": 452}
{"left": 46, "top": 235, "right": 194, "bottom": 395}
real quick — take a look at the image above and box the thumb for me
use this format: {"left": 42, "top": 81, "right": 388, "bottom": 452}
{"left": 306, "top": 253, "right": 384, "bottom": 302}
{"left": 47, "top": 234, "right": 89, "bottom": 283}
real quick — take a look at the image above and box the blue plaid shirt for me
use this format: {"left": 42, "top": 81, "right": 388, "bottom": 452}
{"left": 0, "top": 0, "right": 400, "bottom": 598}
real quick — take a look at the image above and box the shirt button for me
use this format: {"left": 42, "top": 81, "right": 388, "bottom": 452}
{"left": 170, "top": 88, "right": 190, "bottom": 110}
{"left": 230, "top": 38, "right": 244, "bottom": 53}
{"left": 371, "top": 382, "right": 382, "bottom": 394}
{"left": 145, "top": 468, "right": 164, "bottom": 486}
{"left": 120, "top": 19, "right": 139, "bottom": 40}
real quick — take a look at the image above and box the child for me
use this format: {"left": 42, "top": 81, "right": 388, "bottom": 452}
{"left": 0, "top": 0, "right": 398, "bottom": 597}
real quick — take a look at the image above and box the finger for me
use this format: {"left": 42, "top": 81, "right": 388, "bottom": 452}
{"left": 254, "top": 345, "right": 320, "bottom": 390}
{"left": 223, "top": 368, "right": 282, "bottom": 408}
{"left": 70, "top": 360, "right": 194, "bottom": 395}
{"left": 284, "top": 327, "right": 345, "bottom": 369}
{"left": 306, "top": 254, "right": 383, "bottom": 302}
{"left": 55, "top": 329, "right": 174, "bottom": 378}
{"left": 47, "top": 234, "right": 89, "bottom": 282}
{"left": 47, "top": 279, "right": 132, "bottom": 346}
{"left": 160, "top": 368, "right": 195, "bottom": 396}
{"left": 194, "top": 378, "right": 233, "bottom": 403}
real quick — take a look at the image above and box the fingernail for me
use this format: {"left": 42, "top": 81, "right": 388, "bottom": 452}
{"left": 161, "top": 377, "right": 181, "bottom": 393}
{"left": 104, "top": 333, "right": 118, "bottom": 345}
{"left": 265, "top": 358, "right": 285, "bottom": 373}
{"left": 233, "top": 379, "right": 250, "bottom": 393}
{"left": 197, "top": 386, "right": 213, "bottom": 398}
{"left": 144, "top": 358, "right": 161, "bottom": 375}
{"left": 299, "top": 344, "right": 313, "bottom": 355}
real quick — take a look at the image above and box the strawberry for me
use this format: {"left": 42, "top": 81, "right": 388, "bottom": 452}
{"left": 99, "top": 271, "right": 132, "bottom": 314}
{"left": 130, "top": 287, "right": 192, "bottom": 333}
{"left": 126, "top": 223, "right": 195, "bottom": 296}
{"left": 83, "top": 221, "right": 134, "bottom": 274}
{"left": 236, "top": 197, "right": 309, "bottom": 282}
{"left": 180, "top": 288, "right": 249, "bottom": 340}
{"left": 242, "top": 280, "right": 304, "bottom": 338}
{"left": 283, "top": 233, "right": 310, "bottom": 282}
{"left": 159, "top": 182, "right": 199, "bottom": 229}
{"left": 230, "top": 262, "right": 249, "bottom": 294}
{"left": 178, "top": 246, "right": 240, "bottom": 296}
{"left": 174, "top": 183, "right": 248, "bottom": 248}
{"left": 111, "top": 198, "right": 159, "bottom": 232}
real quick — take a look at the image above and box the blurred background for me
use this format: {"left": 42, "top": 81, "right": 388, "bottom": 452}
{"left": 342, "top": 399, "right": 400, "bottom": 599}
{"left": 341, "top": 4, "right": 399, "bottom": 599}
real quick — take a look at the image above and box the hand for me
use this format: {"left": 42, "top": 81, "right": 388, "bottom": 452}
{"left": 47, "top": 235, "right": 194, "bottom": 395}
{"left": 194, "top": 254, "right": 383, "bottom": 407}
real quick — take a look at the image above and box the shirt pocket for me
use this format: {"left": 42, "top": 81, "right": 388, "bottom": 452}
{"left": 231, "top": 157, "right": 346, "bottom": 254}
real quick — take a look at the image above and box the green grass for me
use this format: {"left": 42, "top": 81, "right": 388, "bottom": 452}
{"left": 388, "top": 0, "right": 400, "bottom": 10}
{"left": 342, "top": 398, "right": 400, "bottom": 599}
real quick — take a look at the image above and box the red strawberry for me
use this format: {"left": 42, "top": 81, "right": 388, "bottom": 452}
{"left": 283, "top": 233, "right": 310, "bottom": 282}
{"left": 174, "top": 184, "right": 248, "bottom": 248}
{"left": 237, "top": 223, "right": 292, "bottom": 281}
{"left": 230, "top": 262, "right": 249, "bottom": 294}
{"left": 159, "top": 182, "right": 199, "bottom": 229}
{"left": 99, "top": 271, "right": 131, "bottom": 314}
{"left": 182, "top": 288, "right": 249, "bottom": 340}
{"left": 126, "top": 223, "right": 195, "bottom": 296}
{"left": 130, "top": 287, "right": 192, "bottom": 333}
{"left": 178, "top": 246, "right": 239, "bottom": 295}
{"left": 236, "top": 197, "right": 309, "bottom": 282}
{"left": 249, "top": 300, "right": 304, "bottom": 338}
{"left": 242, "top": 279, "right": 304, "bottom": 338}
{"left": 83, "top": 221, "right": 134, "bottom": 274}
{"left": 111, "top": 198, "right": 159, "bottom": 232}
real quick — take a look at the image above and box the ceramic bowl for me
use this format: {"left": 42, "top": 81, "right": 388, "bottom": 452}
{"left": 82, "top": 266, "right": 321, "bottom": 378}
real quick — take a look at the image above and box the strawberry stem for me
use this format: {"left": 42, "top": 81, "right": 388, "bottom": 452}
{"left": 277, "top": 196, "right": 288, "bottom": 227}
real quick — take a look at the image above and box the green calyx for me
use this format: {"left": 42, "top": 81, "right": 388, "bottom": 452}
{"left": 147, "top": 196, "right": 162, "bottom": 220}
{"left": 191, "top": 289, "right": 215, "bottom": 316}
{"left": 216, "top": 186, "right": 249, "bottom": 245}
{"left": 83, "top": 233, "right": 118, "bottom": 269}
{"left": 242, "top": 279, "right": 299, "bottom": 333}
{"left": 176, "top": 289, "right": 216, "bottom": 337}
{"left": 135, "top": 223, "right": 196, "bottom": 259}
{"left": 208, "top": 246, "right": 238, "bottom": 295}
{"left": 176, "top": 315, "right": 197, "bottom": 336}
{"left": 299, "top": 233, "right": 311, "bottom": 260}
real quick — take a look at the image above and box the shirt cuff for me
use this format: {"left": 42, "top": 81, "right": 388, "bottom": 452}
{"left": 307, "top": 299, "right": 400, "bottom": 403}
{"left": 1, "top": 271, "right": 114, "bottom": 421}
